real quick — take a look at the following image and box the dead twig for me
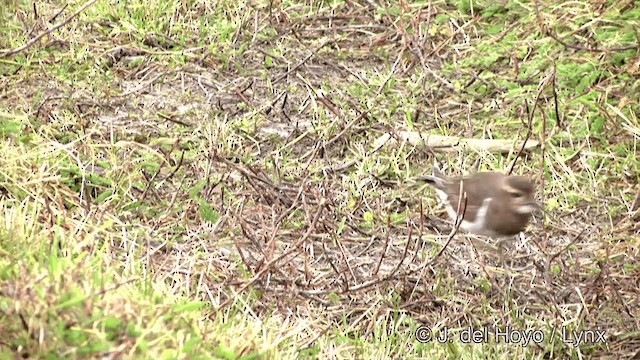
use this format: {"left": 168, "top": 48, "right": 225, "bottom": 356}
{"left": 508, "top": 67, "right": 553, "bottom": 175}
{"left": 425, "top": 179, "right": 468, "bottom": 265}
{"left": 373, "top": 216, "right": 392, "bottom": 276}
{"left": 217, "top": 196, "right": 326, "bottom": 308}
{"left": 272, "top": 38, "right": 337, "bottom": 84}
{"left": 532, "top": 0, "right": 638, "bottom": 53}
{"left": 0, "top": 0, "right": 98, "bottom": 58}
{"left": 544, "top": 29, "right": 639, "bottom": 53}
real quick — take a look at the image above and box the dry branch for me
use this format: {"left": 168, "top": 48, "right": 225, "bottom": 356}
{"left": 0, "top": 0, "right": 98, "bottom": 58}
{"left": 373, "top": 131, "right": 540, "bottom": 154}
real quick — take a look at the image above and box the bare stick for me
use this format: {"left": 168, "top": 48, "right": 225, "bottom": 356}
{"left": 373, "top": 216, "right": 392, "bottom": 276}
{"left": 508, "top": 69, "right": 553, "bottom": 175}
{"left": 1, "top": 0, "right": 98, "bottom": 58}
{"left": 427, "top": 180, "right": 467, "bottom": 263}
{"left": 218, "top": 197, "right": 326, "bottom": 308}
{"left": 544, "top": 29, "right": 638, "bottom": 53}
{"left": 272, "top": 38, "right": 336, "bottom": 84}
{"left": 351, "top": 181, "right": 469, "bottom": 294}
{"left": 532, "top": 0, "right": 638, "bottom": 53}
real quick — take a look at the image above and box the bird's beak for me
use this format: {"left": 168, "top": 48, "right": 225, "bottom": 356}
{"left": 517, "top": 201, "right": 543, "bottom": 214}
{"left": 528, "top": 201, "right": 544, "bottom": 213}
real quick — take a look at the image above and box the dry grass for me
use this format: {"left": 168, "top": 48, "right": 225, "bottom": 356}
{"left": 1, "top": 0, "right": 639, "bottom": 358}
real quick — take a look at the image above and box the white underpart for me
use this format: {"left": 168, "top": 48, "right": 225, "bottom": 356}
{"left": 434, "top": 188, "right": 493, "bottom": 236}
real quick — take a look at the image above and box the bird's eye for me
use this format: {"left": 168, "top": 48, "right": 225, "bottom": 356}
{"left": 510, "top": 192, "right": 522, "bottom": 198}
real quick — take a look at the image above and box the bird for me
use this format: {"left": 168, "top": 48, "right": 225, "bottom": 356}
{"left": 419, "top": 165, "right": 541, "bottom": 237}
